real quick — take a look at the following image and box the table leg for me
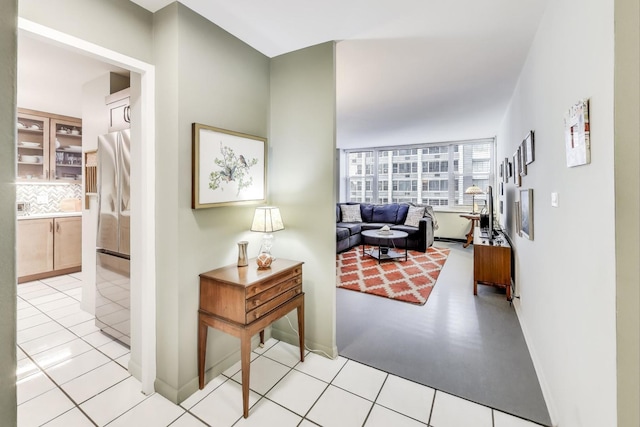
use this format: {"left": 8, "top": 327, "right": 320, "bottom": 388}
{"left": 259, "top": 330, "right": 265, "bottom": 347}
{"left": 474, "top": 280, "right": 478, "bottom": 296}
{"left": 197, "top": 316, "right": 207, "bottom": 389}
{"left": 297, "top": 298, "right": 305, "bottom": 362}
{"left": 463, "top": 220, "right": 475, "bottom": 248}
{"left": 241, "top": 331, "right": 251, "bottom": 418}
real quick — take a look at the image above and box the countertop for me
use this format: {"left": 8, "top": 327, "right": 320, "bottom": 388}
{"left": 17, "top": 212, "right": 82, "bottom": 220}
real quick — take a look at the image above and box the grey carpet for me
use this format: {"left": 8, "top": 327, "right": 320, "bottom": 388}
{"left": 336, "top": 241, "right": 552, "bottom": 426}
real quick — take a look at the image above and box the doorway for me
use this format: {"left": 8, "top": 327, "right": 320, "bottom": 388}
{"left": 16, "top": 18, "right": 157, "bottom": 394}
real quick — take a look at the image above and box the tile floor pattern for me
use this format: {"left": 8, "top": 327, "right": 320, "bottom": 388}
{"left": 16, "top": 274, "right": 546, "bottom": 427}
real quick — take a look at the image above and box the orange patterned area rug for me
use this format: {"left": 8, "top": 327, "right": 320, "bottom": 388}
{"left": 336, "top": 245, "right": 450, "bottom": 305}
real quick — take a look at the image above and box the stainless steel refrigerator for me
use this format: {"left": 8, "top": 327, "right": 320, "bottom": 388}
{"left": 95, "top": 129, "right": 131, "bottom": 346}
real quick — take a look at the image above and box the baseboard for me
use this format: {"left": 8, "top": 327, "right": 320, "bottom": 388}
{"left": 272, "top": 318, "right": 339, "bottom": 360}
{"left": 434, "top": 237, "right": 466, "bottom": 243}
{"left": 513, "top": 302, "right": 558, "bottom": 426}
{"left": 155, "top": 334, "right": 263, "bottom": 405}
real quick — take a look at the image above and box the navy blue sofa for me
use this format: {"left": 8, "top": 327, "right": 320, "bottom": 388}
{"left": 336, "top": 202, "right": 435, "bottom": 253}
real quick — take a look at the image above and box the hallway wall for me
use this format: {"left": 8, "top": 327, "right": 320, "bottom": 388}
{"left": 496, "top": 0, "right": 616, "bottom": 425}
{"left": 0, "top": 1, "right": 18, "bottom": 424}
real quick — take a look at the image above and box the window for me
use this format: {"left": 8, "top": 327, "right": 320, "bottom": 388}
{"left": 344, "top": 139, "right": 494, "bottom": 210}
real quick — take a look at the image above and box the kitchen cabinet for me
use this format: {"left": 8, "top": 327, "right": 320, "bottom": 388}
{"left": 106, "top": 88, "right": 130, "bottom": 132}
{"left": 17, "top": 109, "right": 82, "bottom": 183}
{"left": 17, "top": 216, "right": 82, "bottom": 283}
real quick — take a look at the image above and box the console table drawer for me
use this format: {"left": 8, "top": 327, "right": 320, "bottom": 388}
{"left": 246, "top": 275, "right": 302, "bottom": 311}
{"left": 246, "top": 266, "right": 302, "bottom": 298}
{"left": 246, "top": 284, "right": 302, "bottom": 323}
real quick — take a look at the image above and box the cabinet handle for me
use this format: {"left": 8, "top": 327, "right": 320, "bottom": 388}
{"left": 56, "top": 222, "right": 60, "bottom": 233}
{"left": 124, "top": 106, "right": 131, "bottom": 123}
{"left": 50, "top": 221, "right": 53, "bottom": 232}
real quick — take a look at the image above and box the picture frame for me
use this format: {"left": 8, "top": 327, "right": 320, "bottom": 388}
{"left": 499, "top": 163, "right": 504, "bottom": 179}
{"left": 513, "top": 150, "right": 521, "bottom": 187}
{"left": 564, "top": 99, "right": 590, "bottom": 167}
{"left": 504, "top": 157, "right": 510, "bottom": 182}
{"left": 524, "top": 131, "right": 535, "bottom": 165}
{"left": 514, "top": 201, "right": 521, "bottom": 237}
{"left": 519, "top": 188, "right": 533, "bottom": 240}
{"left": 192, "top": 123, "right": 267, "bottom": 209}
{"left": 519, "top": 141, "right": 527, "bottom": 176}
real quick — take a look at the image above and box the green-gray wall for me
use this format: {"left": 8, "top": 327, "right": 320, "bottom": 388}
{"left": 269, "top": 42, "right": 338, "bottom": 357}
{"left": 614, "top": 0, "right": 640, "bottom": 425}
{"left": 153, "top": 3, "right": 272, "bottom": 402}
{"left": 19, "top": 0, "right": 153, "bottom": 64}
{"left": 0, "top": 0, "right": 18, "bottom": 425}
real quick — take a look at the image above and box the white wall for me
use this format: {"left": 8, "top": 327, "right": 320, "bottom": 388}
{"left": 496, "top": 0, "right": 616, "bottom": 425}
{"left": 0, "top": 0, "right": 18, "bottom": 424}
{"left": 269, "top": 42, "right": 338, "bottom": 357}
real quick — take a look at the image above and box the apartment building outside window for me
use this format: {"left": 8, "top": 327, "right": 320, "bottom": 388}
{"left": 344, "top": 138, "right": 494, "bottom": 210}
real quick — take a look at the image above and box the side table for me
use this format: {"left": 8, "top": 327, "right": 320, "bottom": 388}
{"left": 198, "top": 258, "right": 305, "bottom": 418}
{"left": 460, "top": 214, "right": 480, "bottom": 248}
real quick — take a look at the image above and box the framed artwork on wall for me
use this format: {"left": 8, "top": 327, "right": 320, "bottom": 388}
{"left": 513, "top": 150, "right": 521, "bottom": 187}
{"left": 514, "top": 201, "right": 521, "bottom": 236}
{"left": 564, "top": 99, "right": 591, "bottom": 167}
{"left": 519, "top": 141, "right": 527, "bottom": 176}
{"left": 519, "top": 188, "right": 533, "bottom": 240}
{"left": 524, "top": 131, "right": 535, "bottom": 165}
{"left": 192, "top": 123, "right": 267, "bottom": 209}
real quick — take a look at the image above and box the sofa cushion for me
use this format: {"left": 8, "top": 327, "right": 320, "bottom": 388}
{"left": 410, "top": 203, "right": 439, "bottom": 230}
{"left": 337, "top": 222, "right": 362, "bottom": 235}
{"left": 372, "top": 204, "right": 399, "bottom": 223}
{"left": 340, "top": 204, "right": 362, "bottom": 222}
{"left": 397, "top": 203, "right": 410, "bottom": 223}
{"left": 360, "top": 203, "right": 374, "bottom": 222}
{"left": 336, "top": 227, "right": 350, "bottom": 241}
{"left": 404, "top": 206, "right": 426, "bottom": 227}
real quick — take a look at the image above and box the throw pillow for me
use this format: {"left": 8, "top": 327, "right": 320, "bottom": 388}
{"left": 404, "top": 206, "right": 426, "bottom": 227}
{"left": 340, "top": 204, "right": 362, "bottom": 223}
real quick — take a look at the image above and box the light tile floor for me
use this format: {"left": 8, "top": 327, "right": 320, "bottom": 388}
{"left": 16, "top": 273, "right": 546, "bottom": 427}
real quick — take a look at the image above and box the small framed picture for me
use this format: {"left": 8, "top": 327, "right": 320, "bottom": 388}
{"left": 519, "top": 141, "right": 527, "bottom": 176}
{"left": 499, "top": 163, "right": 504, "bottom": 179}
{"left": 519, "top": 188, "right": 533, "bottom": 240}
{"left": 513, "top": 150, "right": 521, "bottom": 187}
{"left": 524, "top": 131, "right": 535, "bottom": 165}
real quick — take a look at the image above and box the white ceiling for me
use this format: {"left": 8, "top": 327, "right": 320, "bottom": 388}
{"left": 17, "top": 34, "right": 128, "bottom": 118}
{"left": 131, "top": 0, "right": 549, "bottom": 148}
{"left": 18, "top": 1, "right": 550, "bottom": 148}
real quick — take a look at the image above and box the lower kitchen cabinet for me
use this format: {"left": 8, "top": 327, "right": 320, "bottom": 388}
{"left": 17, "top": 216, "right": 82, "bottom": 283}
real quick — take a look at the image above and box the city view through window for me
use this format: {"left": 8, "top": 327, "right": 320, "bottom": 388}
{"left": 345, "top": 139, "right": 494, "bottom": 211}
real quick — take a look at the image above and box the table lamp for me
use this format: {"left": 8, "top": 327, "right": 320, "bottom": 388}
{"left": 465, "top": 185, "right": 484, "bottom": 214}
{"left": 250, "top": 206, "right": 284, "bottom": 268}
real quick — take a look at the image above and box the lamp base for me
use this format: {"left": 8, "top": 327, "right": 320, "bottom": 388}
{"left": 256, "top": 252, "right": 273, "bottom": 269}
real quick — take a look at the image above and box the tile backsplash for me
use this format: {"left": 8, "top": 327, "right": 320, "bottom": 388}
{"left": 16, "top": 184, "right": 83, "bottom": 214}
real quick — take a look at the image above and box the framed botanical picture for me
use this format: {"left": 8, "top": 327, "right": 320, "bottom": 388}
{"left": 519, "top": 188, "right": 533, "bottom": 240}
{"left": 524, "top": 131, "right": 535, "bottom": 165}
{"left": 564, "top": 99, "right": 590, "bottom": 167}
{"left": 192, "top": 123, "right": 267, "bottom": 209}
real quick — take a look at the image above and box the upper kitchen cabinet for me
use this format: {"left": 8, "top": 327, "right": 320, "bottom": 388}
{"left": 17, "top": 108, "right": 82, "bottom": 183}
{"left": 106, "top": 88, "right": 130, "bottom": 132}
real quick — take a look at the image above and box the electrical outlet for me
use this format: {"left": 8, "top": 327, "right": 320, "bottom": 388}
{"left": 36, "top": 194, "right": 48, "bottom": 204}
{"left": 551, "top": 192, "right": 559, "bottom": 207}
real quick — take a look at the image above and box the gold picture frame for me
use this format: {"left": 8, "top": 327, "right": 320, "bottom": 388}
{"left": 192, "top": 123, "right": 267, "bottom": 209}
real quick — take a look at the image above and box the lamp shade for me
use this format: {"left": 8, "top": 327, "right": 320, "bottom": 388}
{"left": 250, "top": 207, "right": 284, "bottom": 233}
{"left": 465, "top": 185, "right": 484, "bottom": 195}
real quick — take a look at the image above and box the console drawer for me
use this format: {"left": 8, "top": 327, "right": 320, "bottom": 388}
{"left": 246, "top": 285, "right": 302, "bottom": 323}
{"left": 246, "top": 275, "right": 302, "bottom": 311}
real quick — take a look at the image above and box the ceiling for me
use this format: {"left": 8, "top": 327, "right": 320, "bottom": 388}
{"left": 19, "top": 1, "right": 550, "bottom": 148}
{"left": 131, "top": 0, "right": 549, "bottom": 149}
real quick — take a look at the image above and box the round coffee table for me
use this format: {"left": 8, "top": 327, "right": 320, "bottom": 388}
{"left": 361, "top": 229, "right": 409, "bottom": 263}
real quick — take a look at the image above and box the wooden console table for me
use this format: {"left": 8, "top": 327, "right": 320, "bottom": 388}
{"left": 198, "top": 258, "right": 304, "bottom": 418}
{"left": 473, "top": 228, "right": 512, "bottom": 300}
{"left": 460, "top": 214, "right": 480, "bottom": 248}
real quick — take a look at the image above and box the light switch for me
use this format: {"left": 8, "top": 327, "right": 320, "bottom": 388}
{"left": 551, "top": 192, "right": 559, "bottom": 207}
{"left": 37, "top": 194, "right": 48, "bottom": 204}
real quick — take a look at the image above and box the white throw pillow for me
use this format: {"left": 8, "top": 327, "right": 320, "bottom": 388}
{"left": 404, "top": 206, "right": 426, "bottom": 227}
{"left": 340, "top": 204, "right": 362, "bottom": 222}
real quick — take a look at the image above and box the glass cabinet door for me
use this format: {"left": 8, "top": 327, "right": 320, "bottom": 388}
{"left": 51, "top": 118, "right": 83, "bottom": 182}
{"left": 17, "top": 113, "right": 49, "bottom": 181}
